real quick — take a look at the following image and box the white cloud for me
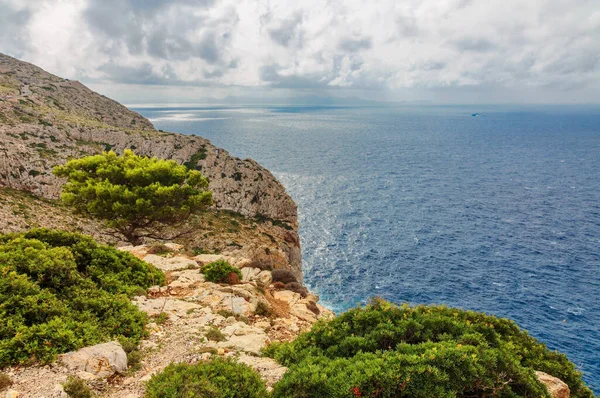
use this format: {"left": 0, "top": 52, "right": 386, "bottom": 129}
{"left": 1, "top": 0, "right": 599, "bottom": 103}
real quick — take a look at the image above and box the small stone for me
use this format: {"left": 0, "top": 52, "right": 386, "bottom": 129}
{"left": 217, "top": 348, "right": 225, "bottom": 355}
{"left": 254, "top": 321, "right": 271, "bottom": 330}
{"left": 257, "top": 271, "right": 272, "bottom": 285}
{"left": 5, "top": 391, "right": 20, "bottom": 398}
{"left": 200, "top": 352, "right": 213, "bottom": 361}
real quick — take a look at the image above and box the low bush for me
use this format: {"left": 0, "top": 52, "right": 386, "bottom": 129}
{"left": 271, "top": 269, "right": 297, "bottom": 284}
{"left": 63, "top": 376, "right": 95, "bottom": 398}
{"left": 205, "top": 326, "right": 226, "bottom": 342}
{"left": 266, "top": 298, "right": 594, "bottom": 398}
{"left": 146, "top": 243, "right": 173, "bottom": 255}
{"left": 201, "top": 260, "right": 242, "bottom": 284}
{"left": 247, "top": 259, "right": 273, "bottom": 271}
{"left": 0, "top": 373, "right": 12, "bottom": 391}
{"left": 254, "top": 301, "right": 272, "bottom": 317}
{"left": 284, "top": 282, "right": 308, "bottom": 298}
{"left": 145, "top": 358, "right": 269, "bottom": 398}
{"left": 0, "top": 228, "right": 165, "bottom": 366}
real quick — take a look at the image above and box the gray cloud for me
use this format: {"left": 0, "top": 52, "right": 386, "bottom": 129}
{"left": 338, "top": 37, "right": 372, "bottom": 52}
{"left": 1, "top": 0, "right": 598, "bottom": 103}
{"left": 268, "top": 12, "right": 303, "bottom": 47}
{"left": 0, "top": 2, "right": 32, "bottom": 57}
{"left": 454, "top": 38, "right": 497, "bottom": 53}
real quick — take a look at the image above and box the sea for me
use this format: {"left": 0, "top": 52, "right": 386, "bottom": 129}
{"left": 133, "top": 104, "right": 600, "bottom": 391}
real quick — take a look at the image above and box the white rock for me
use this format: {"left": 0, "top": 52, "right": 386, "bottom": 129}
{"left": 59, "top": 341, "right": 127, "bottom": 378}
{"left": 254, "top": 321, "right": 271, "bottom": 330}
{"left": 273, "top": 290, "right": 301, "bottom": 306}
{"left": 133, "top": 297, "right": 201, "bottom": 317}
{"left": 142, "top": 254, "right": 197, "bottom": 271}
{"left": 257, "top": 271, "right": 273, "bottom": 285}
{"left": 164, "top": 242, "right": 184, "bottom": 251}
{"left": 4, "top": 391, "right": 20, "bottom": 398}
{"left": 241, "top": 267, "right": 261, "bottom": 282}
{"left": 169, "top": 269, "right": 205, "bottom": 288}
{"left": 220, "top": 332, "right": 270, "bottom": 354}
{"left": 194, "top": 254, "right": 227, "bottom": 264}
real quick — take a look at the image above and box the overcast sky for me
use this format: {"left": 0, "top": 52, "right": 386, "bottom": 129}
{"left": 1, "top": 0, "right": 599, "bottom": 104}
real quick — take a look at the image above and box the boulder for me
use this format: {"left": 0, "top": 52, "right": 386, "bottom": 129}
{"left": 535, "top": 371, "right": 570, "bottom": 398}
{"left": 142, "top": 254, "right": 197, "bottom": 271}
{"left": 257, "top": 270, "right": 273, "bottom": 285}
{"left": 241, "top": 267, "right": 261, "bottom": 282}
{"left": 59, "top": 341, "right": 127, "bottom": 378}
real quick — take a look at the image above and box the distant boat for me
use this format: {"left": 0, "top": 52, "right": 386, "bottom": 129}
{"left": 472, "top": 113, "right": 479, "bottom": 117}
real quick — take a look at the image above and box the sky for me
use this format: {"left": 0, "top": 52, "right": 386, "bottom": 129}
{"left": 1, "top": 0, "right": 599, "bottom": 104}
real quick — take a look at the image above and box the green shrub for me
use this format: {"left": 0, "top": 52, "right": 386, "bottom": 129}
{"left": 254, "top": 301, "right": 272, "bottom": 317}
{"left": 146, "top": 243, "right": 173, "bottom": 255}
{"left": 266, "top": 298, "right": 595, "bottom": 398}
{"left": 201, "top": 260, "right": 242, "bottom": 284}
{"left": 153, "top": 312, "right": 169, "bottom": 325}
{"left": 145, "top": 358, "right": 269, "bottom": 398}
{"left": 63, "top": 376, "right": 95, "bottom": 398}
{"left": 0, "top": 228, "right": 165, "bottom": 366}
{"left": 205, "top": 326, "right": 226, "bottom": 342}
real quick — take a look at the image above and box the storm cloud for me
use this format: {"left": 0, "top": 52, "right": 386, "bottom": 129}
{"left": 1, "top": 0, "right": 599, "bottom": 102}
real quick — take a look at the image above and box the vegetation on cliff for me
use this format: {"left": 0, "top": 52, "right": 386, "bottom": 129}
{"left": 201, "top": 260, "right": 243, "bottom": 283}
{"left": 265, "top": 298, "right": 594, "bottom": 398}
{"left": 145, "top": 358, "right": 269, "bottom": 398}
{"left": 0, "top": 229, "right": 164, "bottom": 366}
{"left": 53, "top": 150, "right": 213, "bottom": 244}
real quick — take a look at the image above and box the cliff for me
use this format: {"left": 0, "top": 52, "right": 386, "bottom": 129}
{"left": 0, "top": 53, "right": 301, "bottom": 279}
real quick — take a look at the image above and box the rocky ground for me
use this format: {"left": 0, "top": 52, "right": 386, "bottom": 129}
{"left": 2, "top": 244, "right": 333, "bottom": 398}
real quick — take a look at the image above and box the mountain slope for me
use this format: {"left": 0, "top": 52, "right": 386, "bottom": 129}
{"left": 0, "top": 53, "right": 301, "bottom": 279}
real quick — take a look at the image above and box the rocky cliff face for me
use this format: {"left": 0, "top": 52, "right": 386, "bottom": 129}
{"left": 0, "top": 53, "right": 301, "bottom": 279}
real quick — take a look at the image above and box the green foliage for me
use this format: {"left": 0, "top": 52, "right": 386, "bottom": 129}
{"left": 145, "top": 358, "right": 269, "bottom": 398}
{"left": 0, "top": 229, "right": 165, "bottom": 367}
{"left": 146, "top": 243, "right": 173, "bottom": 255}
{"left": 63, "top": 376, "right": 95, "bottom": 398}
{"left": 205, "top": 326, "right": 226, "bottom": 342}
{"left": 153, "top": 312, "right": 169, "bottom": 325}
{"left": 53, "top": 150, "right": 213, "bottom": 244}
{"left": 201, "top": 260, "right": 242, "bottom": 284}
{"left": 183, "top": 147, "right": 208, "bottom": 170}
{"left": 255, "top": 301, "right": 272, "bottom": 317}
{"left": 266, "top": 298, "right": 595, "bottom": 398}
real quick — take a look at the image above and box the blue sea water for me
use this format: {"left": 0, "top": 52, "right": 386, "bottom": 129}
{"left": 134, "top": 104, "right": 600, "bottom": 391}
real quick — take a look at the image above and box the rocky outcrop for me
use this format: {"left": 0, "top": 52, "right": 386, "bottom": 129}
{"left": 1, "top": 245, "right": 331, "bottom": 397}
{"left": 536, "top": 371, "right": 571, "bottom": 398}
{"left": 59, "top": 342, "right": 128, "bottom": 379}
{"left": 0, "top": 53, "right": 301, "bottom": 279}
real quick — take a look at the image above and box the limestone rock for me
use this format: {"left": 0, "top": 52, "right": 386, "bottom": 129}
{"left": 133, "top": 296, "right": 201, "bottom": 317}
{"left": 237, "top": 354, "right": 288, "bottom": 387}
{"left": 59, "top": 341, "right": 127, "bottom": 378}
{"left": 168, "top": 269, "right": 205, "bottom": 288}
{"left": 257, "top": 271, "right": 273, "bottom": 285}
{"left": 219, "top": 332, "right": 270, "bottom": 354}
{"left": 241, "top": 267, "right": 261, "bottom": 282}
{"left": 536, "top": 371, "right": 570, "bottom": 398}
{"left": 142, "top": 254, "right": 197, "bottom": 272}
